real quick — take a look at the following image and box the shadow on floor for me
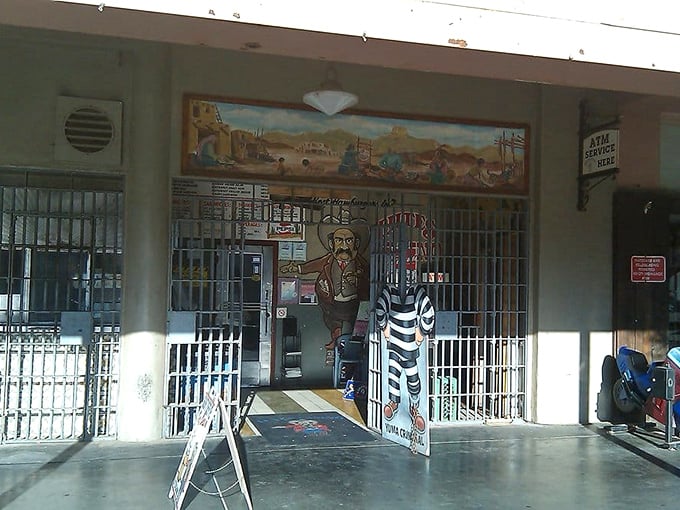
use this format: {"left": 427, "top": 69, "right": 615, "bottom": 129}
{"left": 0, "top": 440, "right": 90, "bottom": 508}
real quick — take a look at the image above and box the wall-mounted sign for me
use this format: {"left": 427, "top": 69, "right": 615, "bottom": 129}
{"left": 582, "top": 128, "right": 619, "bottom": 176}
{"left": 422, "top": 272, "right": 450, "bottom": 283}
{"left": 172, "top": 179, "right": 269, "bottom": 200}
{"left": 630, "top": 255, "right": 666, "bottom": 283}
{"left": 172, "top": 178, "right": 305, "bottom": 241}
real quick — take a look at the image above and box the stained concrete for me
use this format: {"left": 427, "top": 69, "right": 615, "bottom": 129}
{"left": 1, "top": 423, "right": 680, "bottom": 509}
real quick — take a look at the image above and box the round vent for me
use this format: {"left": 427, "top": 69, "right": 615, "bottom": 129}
{"left": 55, "top": 97, "right": 123, "bottom": 165}
{"left": 63, "top": 106, "right": 114, "bottom": 154}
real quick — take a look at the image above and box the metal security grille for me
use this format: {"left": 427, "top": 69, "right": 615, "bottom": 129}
{"left": 426, "top": 197, "right": 527, "bottom": 423}
{"left": 166, "top": 184, "right": 341, "bottom": 437}
{"left": 367, "top": 196, "right": 528, "bottom": 428}
{"left": 0, "top": 171, "right": 123, "bottom": 442}
{"left": 165, "top": 238, "right": 246, "bottom": 437}
{"left": 166, "top": 192, "right": 259, "bottom": 437}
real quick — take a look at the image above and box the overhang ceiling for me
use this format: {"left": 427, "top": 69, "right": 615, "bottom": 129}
{"left": 3, "top": 0, "right": 680, "bottom": 98}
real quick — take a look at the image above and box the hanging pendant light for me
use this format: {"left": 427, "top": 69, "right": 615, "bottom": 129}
{"left": 303, "top": 64, "right": 358, "bottom": 116}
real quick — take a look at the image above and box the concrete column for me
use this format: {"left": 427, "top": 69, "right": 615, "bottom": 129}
{"left": 535, "top": 331, "right": 580, "bottom": 424}
{"left": 587, "top": 331, "right": 614, "bottom": 424}
{"left": 117, "top": 44, "right": 171, "bottom": 440}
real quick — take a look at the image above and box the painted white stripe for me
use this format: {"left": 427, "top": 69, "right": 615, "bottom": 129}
{"left": 249, "top": 395, "right": 275, "bottom": 415}
{"left": 245, "top": 418, "right": 262, "bottom": 436}
{"left": 283, "top": 390, "right": 335, "bottom": 412}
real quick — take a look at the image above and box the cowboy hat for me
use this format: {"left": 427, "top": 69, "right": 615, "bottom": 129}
{"left": 317, "top": 210, "right": 370, "bottom": 253}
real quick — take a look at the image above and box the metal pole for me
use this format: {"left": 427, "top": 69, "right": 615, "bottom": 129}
{"left": 666, "top": 399, "right": 674, "bottom": 449}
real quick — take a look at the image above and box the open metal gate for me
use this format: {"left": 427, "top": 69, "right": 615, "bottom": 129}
{"left": 367, "top": 195, "right": 528, "bottom": 430}
{"left": 165, "top": 237, "right": 249, "bottom": 438}
{"left": 165, "top": 186, "right": 272, "bottom": 437}
{"left": 0, "top": 171, "right": 123, "bottom": 442}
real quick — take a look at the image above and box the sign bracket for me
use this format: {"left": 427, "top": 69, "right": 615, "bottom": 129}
{"left": 578, "top": 172, "right": 617, "bottom": 211}
{"left": 578, "top": 100, "right": 620, "bottom": 211}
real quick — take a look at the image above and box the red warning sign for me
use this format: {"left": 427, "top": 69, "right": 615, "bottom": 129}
{"left": 630, "top": 256, "right": 666, "bottom": 283}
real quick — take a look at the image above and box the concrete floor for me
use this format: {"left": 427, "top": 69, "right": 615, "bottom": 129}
{"left": 2, "top": 421, "right": 680, "bottom": 510}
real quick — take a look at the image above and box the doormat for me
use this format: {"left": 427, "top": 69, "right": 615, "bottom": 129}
{"left": 248, "top": 412, "right": 377, "bottom": 446}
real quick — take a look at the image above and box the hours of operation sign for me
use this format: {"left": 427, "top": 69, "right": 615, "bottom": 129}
{"left": 630, "top": 255, "right": 666, "bottom": 283}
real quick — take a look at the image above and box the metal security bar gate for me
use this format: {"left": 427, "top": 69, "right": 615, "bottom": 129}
{"left": 0, "top": 171, "right": 123, "bottom": 442}
{"left": 426, "top": 197, "right": 527, "bottom": 423}
{"left": 166, "top": 184, "right": 278, "bottom": 437}
{"left": 366, "top": 195, "right": 528, "bottom": 429}
{"left": 165, "top": 238, "right": 249, "bottom": 438}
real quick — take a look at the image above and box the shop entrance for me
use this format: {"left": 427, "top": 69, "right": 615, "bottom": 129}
{"left": 166, "top": 179, "right": 529, "bottom": 439}
{"left": 166, "top": 236, "right": 275, "bottom": 437}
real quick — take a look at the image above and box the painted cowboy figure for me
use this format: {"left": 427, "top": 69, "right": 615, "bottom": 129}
{"left": 282, "top": 211, "right": 369, "bottom": 350}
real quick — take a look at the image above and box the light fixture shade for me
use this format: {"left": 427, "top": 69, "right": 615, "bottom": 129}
{"left": 303, "top": 89, "right": 358, "bottom": 116}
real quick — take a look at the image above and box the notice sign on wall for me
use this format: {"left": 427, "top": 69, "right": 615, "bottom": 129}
{"left": 582, "top": 128, "right": 619, "bottom": 176}
{"left": 630, "top": 255, "right": 666, "bottom": 283}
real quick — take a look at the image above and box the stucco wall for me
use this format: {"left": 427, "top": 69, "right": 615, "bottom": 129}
{"left": 0, "top": 30, "right": 133, "bottom": 170}
{"left": 617, "top": 96, "right": 680, "bottom": 190}
{"left": 531, "top": 87, "right": 616, "bottom": 423}
{"left": 167, "top": 45, "right": 541, "bottom": 176}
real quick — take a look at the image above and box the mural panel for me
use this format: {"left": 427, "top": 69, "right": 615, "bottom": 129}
{"left": 182, "top": 96, "right": 529, "bottom": 194}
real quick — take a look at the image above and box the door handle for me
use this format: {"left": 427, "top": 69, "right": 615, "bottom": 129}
{"left": 263, "top": 285, "right": 271, "bottom": 336}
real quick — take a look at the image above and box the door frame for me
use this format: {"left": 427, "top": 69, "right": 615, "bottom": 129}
{"left": 237, "top": 243, "right": 275, "bottom": 387}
